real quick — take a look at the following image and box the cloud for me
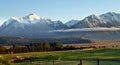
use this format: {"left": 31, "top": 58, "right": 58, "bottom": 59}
{"left": 49, "top": 28, "right": 120, "bottom": 32}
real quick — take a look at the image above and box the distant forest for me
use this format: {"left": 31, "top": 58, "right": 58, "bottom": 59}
{"left": 0, "top": 42, "right": 91, "bottom": 54}
{"left": 0, "top": 36, "right": 92, "bottom": 45}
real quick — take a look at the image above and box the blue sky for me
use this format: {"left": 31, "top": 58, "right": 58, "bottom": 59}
{"left": 0, "top": 0, "right": 120, "bottom": 25}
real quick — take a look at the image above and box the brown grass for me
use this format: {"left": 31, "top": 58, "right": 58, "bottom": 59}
{"left": 63, "top": 41, "right": 120, "bottom": 48}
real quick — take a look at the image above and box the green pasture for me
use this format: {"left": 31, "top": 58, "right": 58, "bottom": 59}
{"left": 1, "top": 48, "right": 120, "bottom": 65}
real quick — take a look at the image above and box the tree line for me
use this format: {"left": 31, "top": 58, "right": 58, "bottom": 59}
{"left": 1, "top": 41, "right": 118, "bottom": 54}
{"left": 0, "top": 42, "right": 76, "bottom": 54}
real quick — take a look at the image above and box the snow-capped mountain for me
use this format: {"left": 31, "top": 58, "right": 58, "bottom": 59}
{"left": 100, "top": 12, "right": 120, "bottom": 27}
{"left": 67, "top": 12, "right": 120, "bottom": 28}
{"left": 51, "top": 20, "right": 68, "bottom": 29}
{"left": 71, "top": 14, "right": 107, "bottom": 28}
{"left": 0, "top": 12, "right": 120, "bottom": 39}
{"left": 1, "top": 13, "right": 67, "bottom": 29}
{"left": 0, "top": 13, "right": 67, "bottom": 38}
{"left": 65, "top": 20, "right": 79, "bottom": 27}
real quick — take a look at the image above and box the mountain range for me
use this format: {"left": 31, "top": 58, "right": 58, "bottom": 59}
{"left": 69, "top": 12, "right": 120, "bottom": 28}
{"left": 0, "top": 12, "right": 120, "bottom": 40}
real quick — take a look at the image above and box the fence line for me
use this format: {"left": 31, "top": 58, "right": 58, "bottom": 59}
{"left": 13, "top": 58, "right": 120, "bottom": 65}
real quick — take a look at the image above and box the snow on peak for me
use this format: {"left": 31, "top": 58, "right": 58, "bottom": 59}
{"left": 17, "top": 13, "right": 43, "bottom": 24}
{"left": 83, "top": 14, "right": 104, "bottom": 23}
{"left": 101, "top": 12, "right": 119, "bottom": 17}
{"left": 15, "top": 13, "right": 55, "bottom": 25}
{"left": 3, "top": 17, "right": 20, "bottom": 26}
{"left": 87, "top": 14, "right": 100, "bottom": 19}
{"left": 106, "top": 11, "right": 116, "bottom": 15}
{"left": 10, "top": 17, "right": 20, "bottom": 21}
{"left": 100, "top": 12, "right": 120, "bottom": 23}
{"left": 23, "top": 13, "right": 40, "bottom": 21}
{"left": 65, "top": 20, "right": 79, "bottom": 27}
{"left": 101, "top": 12, "right": 117, "bottom": 17}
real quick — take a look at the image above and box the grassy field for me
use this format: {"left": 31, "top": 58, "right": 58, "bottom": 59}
{"left": 1, "top": 48, "right": 120, "bottom": 65}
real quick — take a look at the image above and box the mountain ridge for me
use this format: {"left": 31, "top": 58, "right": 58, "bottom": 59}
{"left": 1, "top": 12, "right": 120, "bottom": 28}
{"left": 0, "top": 12, "right": 120, "bottom": 39}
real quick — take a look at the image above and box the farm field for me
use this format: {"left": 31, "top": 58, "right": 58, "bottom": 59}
{"left": 1, "top": 48, "right": 120, "bottom": 65}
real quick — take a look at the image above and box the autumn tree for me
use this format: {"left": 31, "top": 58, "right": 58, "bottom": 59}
{"left": 43, "top": 41, "right": 51, "bottom": 51}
